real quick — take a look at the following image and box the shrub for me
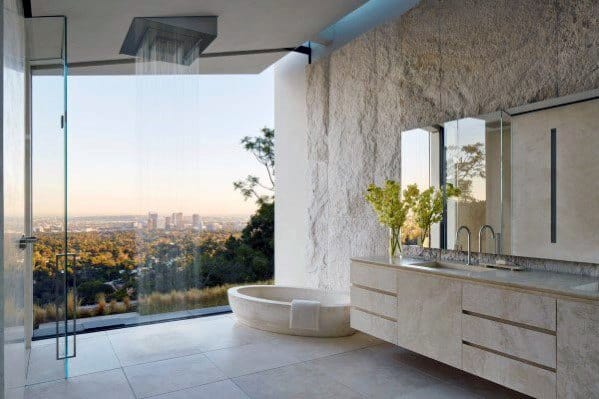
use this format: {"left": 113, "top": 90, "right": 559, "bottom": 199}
{"left": 96, "top": 293, "right": 106, "bottom": 316}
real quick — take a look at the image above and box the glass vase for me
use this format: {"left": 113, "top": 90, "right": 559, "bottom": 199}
{"left": 388, "top": 227, "right": 402, "bottom": 262}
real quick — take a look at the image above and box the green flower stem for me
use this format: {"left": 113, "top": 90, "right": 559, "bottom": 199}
{"left": 389, "top": 227, "right": 402, "bottom": 260}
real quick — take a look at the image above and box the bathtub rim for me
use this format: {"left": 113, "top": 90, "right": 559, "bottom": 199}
{"left": 228, "top": 285, "right": 350, "bottom": 308}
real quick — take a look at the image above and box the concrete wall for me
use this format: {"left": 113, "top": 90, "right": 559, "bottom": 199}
{"left": 303, "top": 0, "right": 598, "bottom": 289}
{"left": 274, "top": 53, "right": 309, "bottom": 286}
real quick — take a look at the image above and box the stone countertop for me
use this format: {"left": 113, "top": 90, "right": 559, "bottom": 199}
{"left": 351, "top": 256, "right": 599, "bottom": 301}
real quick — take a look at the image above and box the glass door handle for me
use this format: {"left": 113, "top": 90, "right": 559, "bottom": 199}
{"left": 19, "top": 235, "right": 37, "bottom": 249}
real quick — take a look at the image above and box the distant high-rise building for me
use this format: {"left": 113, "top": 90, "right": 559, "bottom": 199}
{"left": 147, "top": 212, "right": 158, "bottom": 231}
{"left": 164, "top": 216, "right": 172, "bottom": 230}
{"left": 192, "top": 214, "right": 203, "bottom": 230}
{"left": 172, "top": 212, "right": 183, "bottom": 230}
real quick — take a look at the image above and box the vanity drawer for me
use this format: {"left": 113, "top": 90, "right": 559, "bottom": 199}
{"left": 350, "top": 261, "right": 397, "bottom": 294}
{"left": 463, "top": 345, "right": 556, "bottom": 399}
{"left": 350, "top": 286, "right": 397, "bottom": 320}
{"left": 350, "top": 308, "right": 397, "bottom": 344}
{"left": 462, "top": 283, "right": 556, "bottom": 331}
{"left": 462, "top": 313, "right": 556, "bottom": 368}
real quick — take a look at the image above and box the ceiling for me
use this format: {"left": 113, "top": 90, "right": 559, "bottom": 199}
{"left": 29, "top": 0, "right": 366, "bottom": 74}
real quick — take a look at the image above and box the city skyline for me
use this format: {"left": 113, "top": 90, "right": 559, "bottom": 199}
{"left": 33, "top": 211, "right": 250, "bottom": 233}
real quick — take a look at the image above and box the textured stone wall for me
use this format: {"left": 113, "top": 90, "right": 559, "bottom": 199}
{"left": 305, "top": 0, "right": 599, "bottom": 289}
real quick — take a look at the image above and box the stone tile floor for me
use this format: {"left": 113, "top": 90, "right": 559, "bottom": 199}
{"left": 10, "top": 313, "right": 529, "bottom": 398}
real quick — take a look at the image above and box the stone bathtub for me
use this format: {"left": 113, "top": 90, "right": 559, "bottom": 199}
{"left": 228, "top": 285, "right": 354, "bottom": 337}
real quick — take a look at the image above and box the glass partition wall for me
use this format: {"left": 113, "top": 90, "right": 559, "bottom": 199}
{"left": 3, "top": 0, "right": 27, "bottom": 393}
{"left": 31, "top": 37, "right": 274, "bottom": 345}
{"left": 28, "top": 16, "right": 74, "bottom": 379}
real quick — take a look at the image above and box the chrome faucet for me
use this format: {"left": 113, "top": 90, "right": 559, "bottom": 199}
{"left": 455, "top": 226, "right": 472, "bottom": 265}
{"left": 478, "top": 224, "right": 495, "bottom": 253}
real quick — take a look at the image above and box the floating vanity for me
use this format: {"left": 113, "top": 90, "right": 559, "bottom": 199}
{"left": 350, "top": 256, "right": 599, "bottom": 399}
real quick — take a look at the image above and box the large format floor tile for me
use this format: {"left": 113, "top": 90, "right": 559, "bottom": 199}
{"left": 372, "top": 343, "right": 529, "bottom": 398}
{"left": 5, "top": 387, "right": 24, "bottom": 399}
{"left": 5, "top": 342, "right": 28, "bottom": 388}
{"left": 108, "top": 324, "right": 205, "bottom": 366}
{"left": 30, "top": 330, "right": 108, "bottom": 348}
{"left": 23, "top": 369, "right": 135, "bottom": 399}
{"left": 268, "top": 331, "right": 380, "bottom": 361}
{"left": 188, "top": 316, "right": 278, "bottom": 351}
{"left": 307, "top": 346, "right": 442, "bottom": 398}
{"left": 234, "top": 362, "right": 363, "bottom": 399}
{"left": 109, "top": 316, "right": 272, "bottom": 366}
{"left": 150, "top": 380, "right": 250, "bottom": 399}
{"left": 204, "top": 341, "right": 303, "bottom": 377}
{"left": 123, "top": 353, "right": 226, "bottom": 398}
{"left": 27, "top": 335, "right": 120, "bottom": 385}
{"left": 399, "top": 383, "right": 482, "bottom": 399}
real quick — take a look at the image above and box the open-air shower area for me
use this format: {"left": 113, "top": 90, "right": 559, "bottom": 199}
{"left": 1, "top": 0, "right": 598, "bottom": 398}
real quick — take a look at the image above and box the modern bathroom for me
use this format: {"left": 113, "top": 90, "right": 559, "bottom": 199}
{"left": 1, "top": 0, "right": 598, "bottom": 398}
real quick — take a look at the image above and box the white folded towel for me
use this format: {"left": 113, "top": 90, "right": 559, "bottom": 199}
{"left": 289, "top": 299, "right": 320, "bottom": 331}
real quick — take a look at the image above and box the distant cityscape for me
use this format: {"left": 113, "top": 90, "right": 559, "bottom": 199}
{"left": 33, "top": 213, "right": 251, "bottom": 234}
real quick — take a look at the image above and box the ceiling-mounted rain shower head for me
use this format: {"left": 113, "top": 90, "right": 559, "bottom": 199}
{"left": 120, "top": 16, "right": 217, "bottom": 66}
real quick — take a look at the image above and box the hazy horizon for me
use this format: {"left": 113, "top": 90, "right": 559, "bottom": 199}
{"left": 32, "top": 212, "right": 254, "bottom": 219}
{"left": 32, "top": 68, "right": 274, "bottom": 218}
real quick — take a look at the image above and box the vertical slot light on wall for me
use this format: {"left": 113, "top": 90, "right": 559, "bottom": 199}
{"left": 550, "top": 128, "right": 556, "bottom": 243}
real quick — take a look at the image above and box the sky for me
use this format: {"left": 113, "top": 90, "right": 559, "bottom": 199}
{"left": 32, "top": 68, "right": 274, "bottom": 218}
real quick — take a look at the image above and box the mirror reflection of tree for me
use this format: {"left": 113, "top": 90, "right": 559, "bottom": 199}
{"left": 446, "top": 142, "right": 486, "bottom": 250}
{"left": 446, "top": 142, "right": 485, "bottom": 203}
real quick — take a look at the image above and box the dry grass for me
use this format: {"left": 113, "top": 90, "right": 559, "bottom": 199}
{"left": 137, "top": 280, "right": 273, "bottom": 315}
{"left": 96, "top": 293, "right": 107, "bottom": 316}
{"left": 33, "top": 303, "right": 60, "bottom": 327}
{"left": 33, "top": 280, "right": 272, "bottom": 325}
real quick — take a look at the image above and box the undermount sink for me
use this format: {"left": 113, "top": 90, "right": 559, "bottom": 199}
{"left": 412, "top": 261, "right": 493, "bottom": 273}
{"left": 572, "top": 282, "right": 599, "bottom": 292}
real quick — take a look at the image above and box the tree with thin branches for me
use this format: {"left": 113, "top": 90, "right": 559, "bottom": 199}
{"left": 233, "top": 127, "right": 274, "bottom": 204}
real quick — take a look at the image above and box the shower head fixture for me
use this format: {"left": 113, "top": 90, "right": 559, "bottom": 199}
{"left": 120, "top": 16, "right": 217, "bottom": 66}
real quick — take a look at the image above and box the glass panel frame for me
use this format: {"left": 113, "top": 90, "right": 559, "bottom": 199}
{"left": 28, "top": 15, "right": 74, "bottom": 378}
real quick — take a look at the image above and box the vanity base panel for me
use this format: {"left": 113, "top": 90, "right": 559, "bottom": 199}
{"left": 557, "top": 300, "right": 599, "bottom": 398}
{"left": 350, "top": 261, "right": 397, "bottom": 293}
{"left": 462, "top": 313, "right": 556, "bottom": 368}
{"left": 462, "top": 283, "right": 556, "bottom": 331}
{"left": 397, "top": 271, "right": 462, "bottom": 368}
{"left": 463, "top": 344, "right": 556, "bottom": 399}
{"left": 350, "top": 308, "right": 397, "bottom": 344}
{"left": 350, "top": 285, "right": 397, "bottom": 320}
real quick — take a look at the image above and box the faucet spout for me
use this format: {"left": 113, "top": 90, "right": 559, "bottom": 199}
{"left": 455, "top": 226, "right": 472, "bottom": 265}
{"left": 478, "top": 224, "right": 495, "bottom": 253}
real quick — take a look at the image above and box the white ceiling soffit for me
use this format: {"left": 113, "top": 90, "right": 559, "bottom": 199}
{"left": 26, "top": 17, "right": 64, "bottom": 64}
{"left": 29, "top": 0, "right": 367, "bottom": 75}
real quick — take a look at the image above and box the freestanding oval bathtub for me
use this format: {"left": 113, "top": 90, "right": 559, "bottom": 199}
{"left": 228, "top": 285, "right": 354, "bottom": 337}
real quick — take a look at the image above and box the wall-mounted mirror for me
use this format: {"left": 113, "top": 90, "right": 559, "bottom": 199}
{"left": 401, "top": 92, "right": 599, "bottom": 264}
{"left": 400, "top": 126, "right": 441, "bottom": 248}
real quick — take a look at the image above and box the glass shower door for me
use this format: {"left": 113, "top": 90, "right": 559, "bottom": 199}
{"left": 3, "top": 0, "right": 27, "bottom": 394}
{"left": 28, "top": 15, "right": 75, "bottom": 380}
